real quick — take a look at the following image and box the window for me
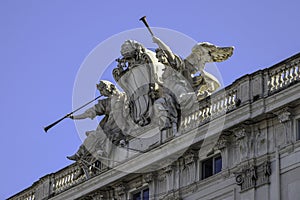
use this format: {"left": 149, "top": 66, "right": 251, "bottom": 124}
{"left": 202, "top": 155, "right": 222, "bottom": 179}
{"left": 297, "top": 119, "right": 300, "bottom": 141}
{"left": 132, "top": 188, "right": 149, "bottom": 200}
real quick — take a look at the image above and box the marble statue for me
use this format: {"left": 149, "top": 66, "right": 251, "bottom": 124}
{"left": 67, "top": 80, "right": 127, "bottom": 162}
{"left": 114, "top": 40, "right": 183, "bottom": 136}
{"left": 152, "top": 36, "right": 234, "bottom": 100}
{"left": 65, "top": 34, "right": 234, "bottom": 178}
{"left": 39, "top": 17, "right": 236, "bottom": 180}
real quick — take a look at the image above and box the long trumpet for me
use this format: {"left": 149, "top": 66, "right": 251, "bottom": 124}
{"left": 43, "top": 95, "right": 102, "bottom": 132}
{"left": 140, "top": 16, "right": 171, "bottom": 64}
{"left": 139, "top": 16, "right": 155, "bottom": 37}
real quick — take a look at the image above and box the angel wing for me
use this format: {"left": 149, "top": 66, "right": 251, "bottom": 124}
{"left": 185, "top": 42, "right": 234, "bottom": 100}
{"left": 199, "top": 42, "right": 234, "bottom": 62}
{"left": 185, "top": 42, "right": 234, "bottom": 71}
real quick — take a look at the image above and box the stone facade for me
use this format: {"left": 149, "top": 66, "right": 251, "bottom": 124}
{"left": 8, "top": 53, "right": 300, "bottom": 200}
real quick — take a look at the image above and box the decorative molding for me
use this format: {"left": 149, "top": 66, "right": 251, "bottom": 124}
{"left": 215, "top": 135, "right": 229, "bottom": 150}
{"left": 234, "top": 127, "right": 250, "bottom": 140}
{"left": 157, "top": 170, "right": 167, "bottom": 182}
{"left": 275, "top": 107, "right": 291, "bottom": 123}
{"left": 278, "top": 111, "right": 291, "bottom": 123}
{"left": 131, "top": 179, "right": 143, "bottom": 190}
{"left": 159, "top": 191, "right": 181, "bottom": 200}
{"left": 90, "top": 191, "right": 104, "bottom": 200}
{"left": 78, "top": 191, "right": 104, "bottom": 200}
{"left": 143, "top": 173, "right": 155, "bottom": 183}
{"left": 178, "top": 157, "right": 185, "bottom": 172}
{"left": 114, "top": 183, "right": 127, "bottom": 197}
{"left": 183, "top": 150, "right": 198, "bottom": 166}
{"left": 235, "top": 164, "right": 257, "bottom": 191}
{"left": 164, "top": 165, "right": 174, "bottom": 175}
{"left": 235, "top": 160, "right": 271, "bottom": 192}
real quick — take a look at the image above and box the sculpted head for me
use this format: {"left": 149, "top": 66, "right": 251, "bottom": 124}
{"left": 96, "top": 80, "right": 117, "bottom": 97}
{"left": 120, "top": 40, "right": 145, "bottom": 58}
{"left": 155, "top": 48, "right": 168, "bottom": 64}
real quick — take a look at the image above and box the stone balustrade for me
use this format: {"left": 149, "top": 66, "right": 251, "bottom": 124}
{"left": 8, "top": 162, "right": 107, "bottom": 200}
{"left": 181, "top": 53, "right": 300, "bottom": 132}
{"left": 8, "top": 53, "right": 300, "bottom": 200}
{"left": 52, "top": 161, "right": 108, "bottom": 195}
{"left": 14, "top": 190, "right": 35, "bottom": 200}
{"left": 52, "top": 163, "right": 84, "bottom": 194}
{"left": 268, "top": 57, "right": 300, "bottom": 93}
{"left": 180, "top": 88, "right": 238, "bottom": 131}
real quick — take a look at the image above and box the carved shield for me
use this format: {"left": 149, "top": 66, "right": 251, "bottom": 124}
{"left": 115, "top": 50, "right": 164, "bottom": 126}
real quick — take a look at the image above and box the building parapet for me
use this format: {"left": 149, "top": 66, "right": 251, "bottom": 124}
{"left": 8, "top": 53, "right": 300, "bottom": 200}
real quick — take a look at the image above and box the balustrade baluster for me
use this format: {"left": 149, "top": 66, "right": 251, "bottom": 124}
{"left": 296, "top": 64, "right": 300, "bottom": 81}
{"left": 228, "top": 93, "right": 234, "bottom": 109}
{"left": 217, "top": 98, "right": 221, "bottom": 113}
{"left": 288, "top": 66, "right": 293, "bottom": 84}
{"left": 292, "top": 64, "right": 297, "bottom": 81}
{"left": 198, "top": 110, "right": 203, "bottom": 123}
{"left": 202, "top": 107, "right": 206, "bottom": 120}
{"left": 271, "top": 73, "right": 275, "bottom": 91}
{"left": 272, "top": 72, "right": 278, "bottom": 91}
{"left": 282, "top": 67, "right": 288, "bottom": 86}
{"left": 226, "top": 94, "right": 232, "bottom": 109}
{"left": 278, "top": 70, "right": 282, "bottom": 90}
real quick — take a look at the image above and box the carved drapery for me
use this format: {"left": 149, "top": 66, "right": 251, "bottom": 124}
{"left": 275, "top": 107, "right": 293, "bottom": 145}
{"left": 254, "top": 127, "right": 267, "bottom": 157}
{"left": 162, "top": 165, "right": 176, "bottom": 192}
{"left": 156, "top": 170, "right": 167, "bottom": 196}
{"left": 180, "top": 150, "right": 198, "bottom": 187}
{"left": 234, "top": 126, "right": 253, "bottom": 162}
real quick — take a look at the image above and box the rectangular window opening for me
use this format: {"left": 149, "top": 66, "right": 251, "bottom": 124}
{"left": 297, "top": 119, "right": 300, "bottom": 141}
{"left": 214, "top": 155, "right": 222, "bottom": 174}
{"left": 132, "top": 188, "right": 149, "bottom": 200}
{"left": 202, "top": 154, "right": 222, "bottom": 180}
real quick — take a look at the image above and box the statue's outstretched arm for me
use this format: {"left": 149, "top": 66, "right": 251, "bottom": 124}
{"left": 71, "top": 107, "right": 98, "bottom": 120}
{"left": 152, "top": 36, "right": 175, "bottom": 61}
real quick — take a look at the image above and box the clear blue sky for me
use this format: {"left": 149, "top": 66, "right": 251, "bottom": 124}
{"left": 1, "top": 1, "right": 299, "bottom": 199}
